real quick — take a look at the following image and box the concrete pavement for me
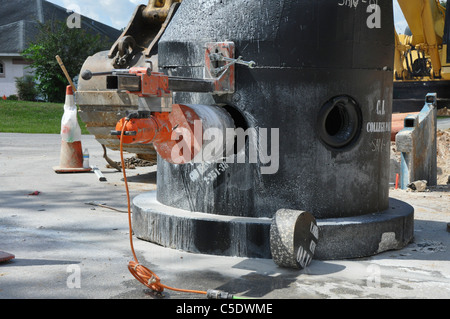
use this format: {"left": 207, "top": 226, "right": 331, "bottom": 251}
{"left": 0, "top": 133, "right": 449, "bottom": 300}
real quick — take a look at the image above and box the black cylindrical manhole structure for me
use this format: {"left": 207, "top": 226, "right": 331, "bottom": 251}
{"left": 132, "top": 0, "right": 414, "bottom": 260}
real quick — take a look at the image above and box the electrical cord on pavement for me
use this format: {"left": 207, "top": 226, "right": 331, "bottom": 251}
{"left": 120, "top": 119, "right": 249, "bottom": 299}
{"left": 120, "top": 119, "right": 208, "bottom": 296}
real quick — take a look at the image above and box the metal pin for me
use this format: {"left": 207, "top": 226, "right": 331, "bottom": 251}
{"left": 210, "top": 53, "right": 256, "bottom": 69}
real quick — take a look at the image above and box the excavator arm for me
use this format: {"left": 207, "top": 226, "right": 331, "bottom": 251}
{"left": 108, "top": 0, "right": 182, "bottom": 69}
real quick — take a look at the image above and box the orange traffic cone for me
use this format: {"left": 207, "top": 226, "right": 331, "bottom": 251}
{"left": 0, "top": 251, "right": 15, "bottom": 263}
{"left": 53, "top": 86, "right": 91, "bottom": 174}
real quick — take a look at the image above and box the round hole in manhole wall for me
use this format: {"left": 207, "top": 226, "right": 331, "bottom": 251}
{"left": 317, "top": 95, "right": 362, "bottom": 150}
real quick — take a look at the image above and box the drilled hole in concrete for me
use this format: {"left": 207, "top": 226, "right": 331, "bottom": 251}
{"left": 325, "top": 103, "right": 349, "bottom": 137}
{"left": 222, "top": 104, "right": 249, "bottom": 155}
{"left": 317, "top": 96, "right": 362, "bottom": 150}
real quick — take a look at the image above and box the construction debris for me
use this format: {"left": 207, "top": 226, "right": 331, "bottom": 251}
{"left": 106, "top": 156, "right": 156, "bottom": 170}
{"left": 407, "top": 180, "right": 428, "bottom": 192}
{"left": 91, "top": 165, "right": 107, "bottom": 182}
{"left": 85, "top": 201, "right": 127, "bottom": 213}
{"left": 410, "top": 240, "right": 446, "bottom": 253}
{"left": 102, "top": 145, "right": 121, "bottom": 172}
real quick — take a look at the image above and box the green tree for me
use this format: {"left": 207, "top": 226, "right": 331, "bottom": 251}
{"left": 22, "top": 20, "right": 111, "bottom": 102}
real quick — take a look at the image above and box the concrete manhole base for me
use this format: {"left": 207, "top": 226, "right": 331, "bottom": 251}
{"left": 132, "top": 192, "right": 414, "bottom": 260}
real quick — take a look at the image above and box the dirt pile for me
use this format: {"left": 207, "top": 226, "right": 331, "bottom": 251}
{"left": 437, "top": 107, "right": 450, "bottom": 116}
{"left": 437, "top": 129, "right": 450, "bottom": 185}
{"left": 107, "top": 156, "right": 157, "bottom": 170}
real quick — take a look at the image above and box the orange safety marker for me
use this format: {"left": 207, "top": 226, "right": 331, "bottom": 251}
{"left": 0, "top": 251, "right": 15, "bottom": 263}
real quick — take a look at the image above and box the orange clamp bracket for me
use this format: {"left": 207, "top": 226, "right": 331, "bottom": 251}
{"left": 127, "top": 67, "right": 171, "bottom": 98}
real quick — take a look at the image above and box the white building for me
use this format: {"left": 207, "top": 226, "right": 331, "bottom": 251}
{"left": 0, "top": 57, "right": 34, "bottom": 97}
{"left": 0, "top": 20, "right": 36, "bottom": 97}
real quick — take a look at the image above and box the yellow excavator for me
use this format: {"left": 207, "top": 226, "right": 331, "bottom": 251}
{"left": 394, "top": 0, "right": 450, "bottom": 112}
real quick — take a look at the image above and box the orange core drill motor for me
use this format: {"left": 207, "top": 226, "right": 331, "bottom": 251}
{"left": 81, "top": 42, "right": 254, "bottom": 164}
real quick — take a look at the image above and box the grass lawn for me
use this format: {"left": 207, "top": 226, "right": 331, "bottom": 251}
{"left": 0, "top": 99, "right": 89, "bottom": 135}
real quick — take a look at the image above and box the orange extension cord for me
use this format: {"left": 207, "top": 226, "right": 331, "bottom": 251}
{"left": 120, "top": 120, "right": 207, "bottom": 296}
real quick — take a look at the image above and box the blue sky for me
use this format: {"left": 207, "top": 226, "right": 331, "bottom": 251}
{"left": 47, "top": 0, "right": 408, "bottom": 33}
{"left": 46, "top": 0, "right": 148, "bottom": 30}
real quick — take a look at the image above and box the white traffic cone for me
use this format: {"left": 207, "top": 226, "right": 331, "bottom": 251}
{"left": 53, "top": 86, "right": 91, "bottom": 173}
